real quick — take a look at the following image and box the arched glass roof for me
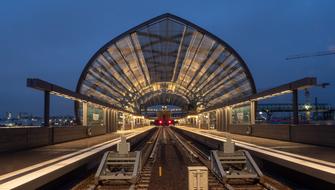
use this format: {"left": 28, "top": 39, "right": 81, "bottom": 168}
{"left": 76, "top": 13, "right": 256, "bottom": 114}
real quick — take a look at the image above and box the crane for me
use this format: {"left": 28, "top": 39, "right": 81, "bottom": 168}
{"left": 286, "top": 49, "right": 335, "bottom": 60}
{"left": 286, "top": 49, "right": 332, "bottom": 121}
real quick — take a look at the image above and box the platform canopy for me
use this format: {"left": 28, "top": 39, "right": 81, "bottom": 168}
{"left": 76, "top": 13, "right": 256, "bottom": 114}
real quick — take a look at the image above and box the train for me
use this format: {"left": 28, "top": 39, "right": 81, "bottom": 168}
{"left": 153, "top": 110, "right": 175, "bottom": 126}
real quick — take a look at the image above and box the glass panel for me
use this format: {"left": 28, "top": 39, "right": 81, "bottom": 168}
{"left": 78, "top": 16, "right": 255, "bottom": 114}
{"left": 87, "top": 105, "right": 104, "bottom": 127}
{"left": 231, "top": 105, "right": 250, "bottom": 124}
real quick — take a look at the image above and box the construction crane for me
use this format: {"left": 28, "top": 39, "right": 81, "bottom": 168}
{"left": 286, "top": 49, "right": 335, "bottom": 60}
{"left": 286, "top": 50, "right": 332, "bottom": 121}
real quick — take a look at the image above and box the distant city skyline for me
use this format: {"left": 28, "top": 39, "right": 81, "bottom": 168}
{"left": 1, "top": 0, "right": 334, "bottom": 115}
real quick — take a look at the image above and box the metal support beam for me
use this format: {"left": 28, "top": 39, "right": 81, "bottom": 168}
{"left": 219, "top": 109, "right": 223, "bottom": 131}
{"left": 83, "top": 102, "right": 88, "bottom": 126}
{"left": 114, "top": 111, "right": 118, "bottom": 131}
{"left": 226, "top": 107, "right": 231, "bottom": 132}
{"left": 122, "top": 113, "right": 126, "bottom": 131}
{"left": 106, "top": 109, "right": 111, "bottom": 133}
{"left": 44, "top": 91, "right": 50, "bottom": 127}
{"left": 112, "top": 111, "right": 115, "bottom": 132}
{"left": 203, "top": 77, "right": 317, "bottom": 112}
{"left": 110, "top": 111, "right": 114, "bottom": 131}
{"left": 217, "top": 109, "right": 222, "bottom": 131}
{"left": 108, "top": 110, "right": 112, "bottom": 133}
{"left": 292, "top": 90, "right": 299, "bottom": 125}
{"left": 222, "top": 108, "right": 227, "bottom": 132}
{"left": 27, "top": 78, "right": 137, "bottom": 115}
{"left": 250, "top": 101, "right": 256, "bottom": 125}
{"left": 103, "top": 108, "right": 107, "bottom": 132}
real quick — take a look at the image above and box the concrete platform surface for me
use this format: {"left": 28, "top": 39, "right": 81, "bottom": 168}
{"left": 0, "top": 126, "right": 153, "bottom": 190}
{"left": 176, "top": 126, "right": 335, "bottom": 184}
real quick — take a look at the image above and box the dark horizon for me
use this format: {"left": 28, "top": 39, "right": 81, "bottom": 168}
{"left": 1, "top": 0, "right": 335, "bottom": 116}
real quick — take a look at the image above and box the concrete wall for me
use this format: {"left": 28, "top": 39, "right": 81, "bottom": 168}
{"left": 228, "top": 124, "right": 335, "bottom": 147}
{"left": 53, "top": 126, "right": 87, "bottom": 143}
{"left": 290, "top": 125, "right": 335, "bottom": 147}
{"left": 0, "top": 126, "right": 109, "bottom": 152}
{"left": 252, "top": 125, "right": 290, "bottom": 141}
{"left": 228, "top": 125, "right": 250, "bottom": 135}
{"left": 91, "top": 126, "right": 107, "bottom": 136}
{"left": 0, "top": 127, "right": 49, "bottom": 152}
{"left": 28, "top": 127, "right": 50, "bottom": 147}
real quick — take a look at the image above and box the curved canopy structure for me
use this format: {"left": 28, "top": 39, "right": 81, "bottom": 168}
{"left": 76, "top": 13, "right": 256, "bottom": 114}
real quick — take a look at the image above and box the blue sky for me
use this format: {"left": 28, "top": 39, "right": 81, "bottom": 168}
{"left": 0, "top": 0, "right": 334, "bottom": 116}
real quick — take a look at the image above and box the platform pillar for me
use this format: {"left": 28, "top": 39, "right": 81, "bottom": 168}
{"left": 108, "top": 109, "right": 112, "bottom": 133}
{"left": 225, "top": 107, "right": 231, "bottom": 132}
{"left": 82, "top": 102, "right": 88, "bottom": 126}
{"left": 218, "top": 109, "right": 224, "bottom": 131}
{"left": 114, "top": 111, "right": 118, "bottom": 131}
{"left": 112, "top": 111, "right": 115, "bottom": 131}
{"left": 109, "top": 110, "right": 114, "bottom": 132}
{"left": 103, "top": 108, "right": 107, "bottom": 130}
{"left": 111, "top": 110, "right": 115, "bottom": 132}
{"left": 250, "top": 101, "right": 256, "bottom": 125}
{"left": 292, "top": 89, "right": 299, "bottom": 125}
{"left": 113, "top": 111, "right": 118, "bottom": 131}
{"left": 122, "top": 113, "right": 125, "bottom": 130}
{"left": 222, "top": 108, "right": 227, "bottom": 131}
{"left": 44, "top": 91, "right": 50, "bottom": 127}
{"left": 216, "top": 110, "right": 220, "bottom": 131}
{"left": 105, "top": 109, "right": 109, "bottom": 133}
{"left": 131, "top": 115, "right": 134, "bottom": 130}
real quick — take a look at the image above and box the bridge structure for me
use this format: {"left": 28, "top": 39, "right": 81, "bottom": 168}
{"left": 1, "top": 14, "right": 334, "bottom": 190}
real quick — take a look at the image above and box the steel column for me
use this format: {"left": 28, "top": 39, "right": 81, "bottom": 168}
{"left": 109, "top": 110, "right": 113, "bottom": 132}
{"left": 215, "top": 109, "right": 221, "bottom": 131}
{"left": 225, "top": 107, "right": 231, "bottom": 132}
{"left": 44, "top": 91, "right": 50, "bottom": 127}
{"left": 250, "top": 101, "right": 256, "bottom": 125}
{"left": 222, "top": 108, "right": 227, "bottom": 132}
{"left": 83, "top": 102, "right": 88, "bottom": 126}
{"left": 292, "top": 89, "right": 299, "bottom": 125}
{"left": 108, "top": 110, "right": 112, "bottom": 132}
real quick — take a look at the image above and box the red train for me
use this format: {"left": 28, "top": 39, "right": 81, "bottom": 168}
{"left": 153, "top": 110, "right": 175, "bottom": 126}
{"left": 154, "top": 118, "right": 175, "bottom": 126}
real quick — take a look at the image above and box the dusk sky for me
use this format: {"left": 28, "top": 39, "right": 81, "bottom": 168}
{"left": 1, "top": 0, "right": 334, "bottom": 116}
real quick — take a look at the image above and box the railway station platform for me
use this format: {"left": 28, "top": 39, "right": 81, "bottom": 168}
{"left": 3, "top": 13, "right": 334, "bottom": 189}
{"left": 0, "top": 126, "right": 154, "bottom": 190}
{"left": 175, "top": 126, "right": 335, "bottom": 185}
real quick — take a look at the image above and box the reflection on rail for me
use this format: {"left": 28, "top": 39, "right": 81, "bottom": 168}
{"left": 86, "top": 126, "right": 291, "bottom": 190}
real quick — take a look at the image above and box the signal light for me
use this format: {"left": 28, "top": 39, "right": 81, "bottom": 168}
{"left": 168, "top": 120, "right": 172, "bottom": 124}
{"left": 159, "top": 120, "right": 163, "bottom": 124}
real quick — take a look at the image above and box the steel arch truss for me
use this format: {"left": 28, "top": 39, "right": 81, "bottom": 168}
{"left": 76, "top": 13, "right": 256, "bottom": 114}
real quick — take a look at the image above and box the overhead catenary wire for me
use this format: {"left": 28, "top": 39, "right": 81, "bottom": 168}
{"left": 286, "top": 50, "right": 335, "bottom": 60}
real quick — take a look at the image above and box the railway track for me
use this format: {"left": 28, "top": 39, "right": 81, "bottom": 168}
{"left": 169, "top": 127, "right": 291, "bottom": 190}
{"left": 135, "top": 128, "right": 161, "bottom": 190}
{"left": 71, "top": 127, "right": 161, "bottom": 190}
{"left": 166, "top": 127, "right": 226, "bottom": 190}
{"left": 72, "top": 126, "right": 290, "bottom": 190}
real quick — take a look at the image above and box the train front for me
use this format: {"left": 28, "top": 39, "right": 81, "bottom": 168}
{"left": 154, "top": 109, "right": 175, "bottom": 126}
